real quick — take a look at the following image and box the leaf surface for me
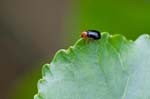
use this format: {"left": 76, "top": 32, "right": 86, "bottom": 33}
{"left": 34, "top": 33, "right": 150, "bottom": 99}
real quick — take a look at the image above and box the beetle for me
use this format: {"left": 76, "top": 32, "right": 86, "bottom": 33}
{"left": 81, "top": 30, "right": 101, "bottom": 40}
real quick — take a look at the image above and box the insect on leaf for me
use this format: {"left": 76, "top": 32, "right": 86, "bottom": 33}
{"left": 34, "top": 32, "right": 150, "bottom": 99}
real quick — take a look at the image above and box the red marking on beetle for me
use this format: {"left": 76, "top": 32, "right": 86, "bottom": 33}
{"left": 81, "top": 31, "right": 88, "bottom": 38}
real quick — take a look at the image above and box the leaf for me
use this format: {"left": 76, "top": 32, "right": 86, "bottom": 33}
{"left": 34, "top": 32, "right": 150, "bottom": 99}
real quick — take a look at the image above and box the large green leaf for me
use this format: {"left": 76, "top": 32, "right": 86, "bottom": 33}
{"left": 34, "top": 32, "right": 150, "bottom": 99}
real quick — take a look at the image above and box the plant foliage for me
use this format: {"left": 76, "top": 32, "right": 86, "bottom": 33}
{"left": 34, "top": 33, "right": 150, "bottom": 99}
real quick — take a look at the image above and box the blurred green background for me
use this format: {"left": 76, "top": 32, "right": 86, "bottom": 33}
{"left": 0, "top": 0, "right": 150, "bottom": 99}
